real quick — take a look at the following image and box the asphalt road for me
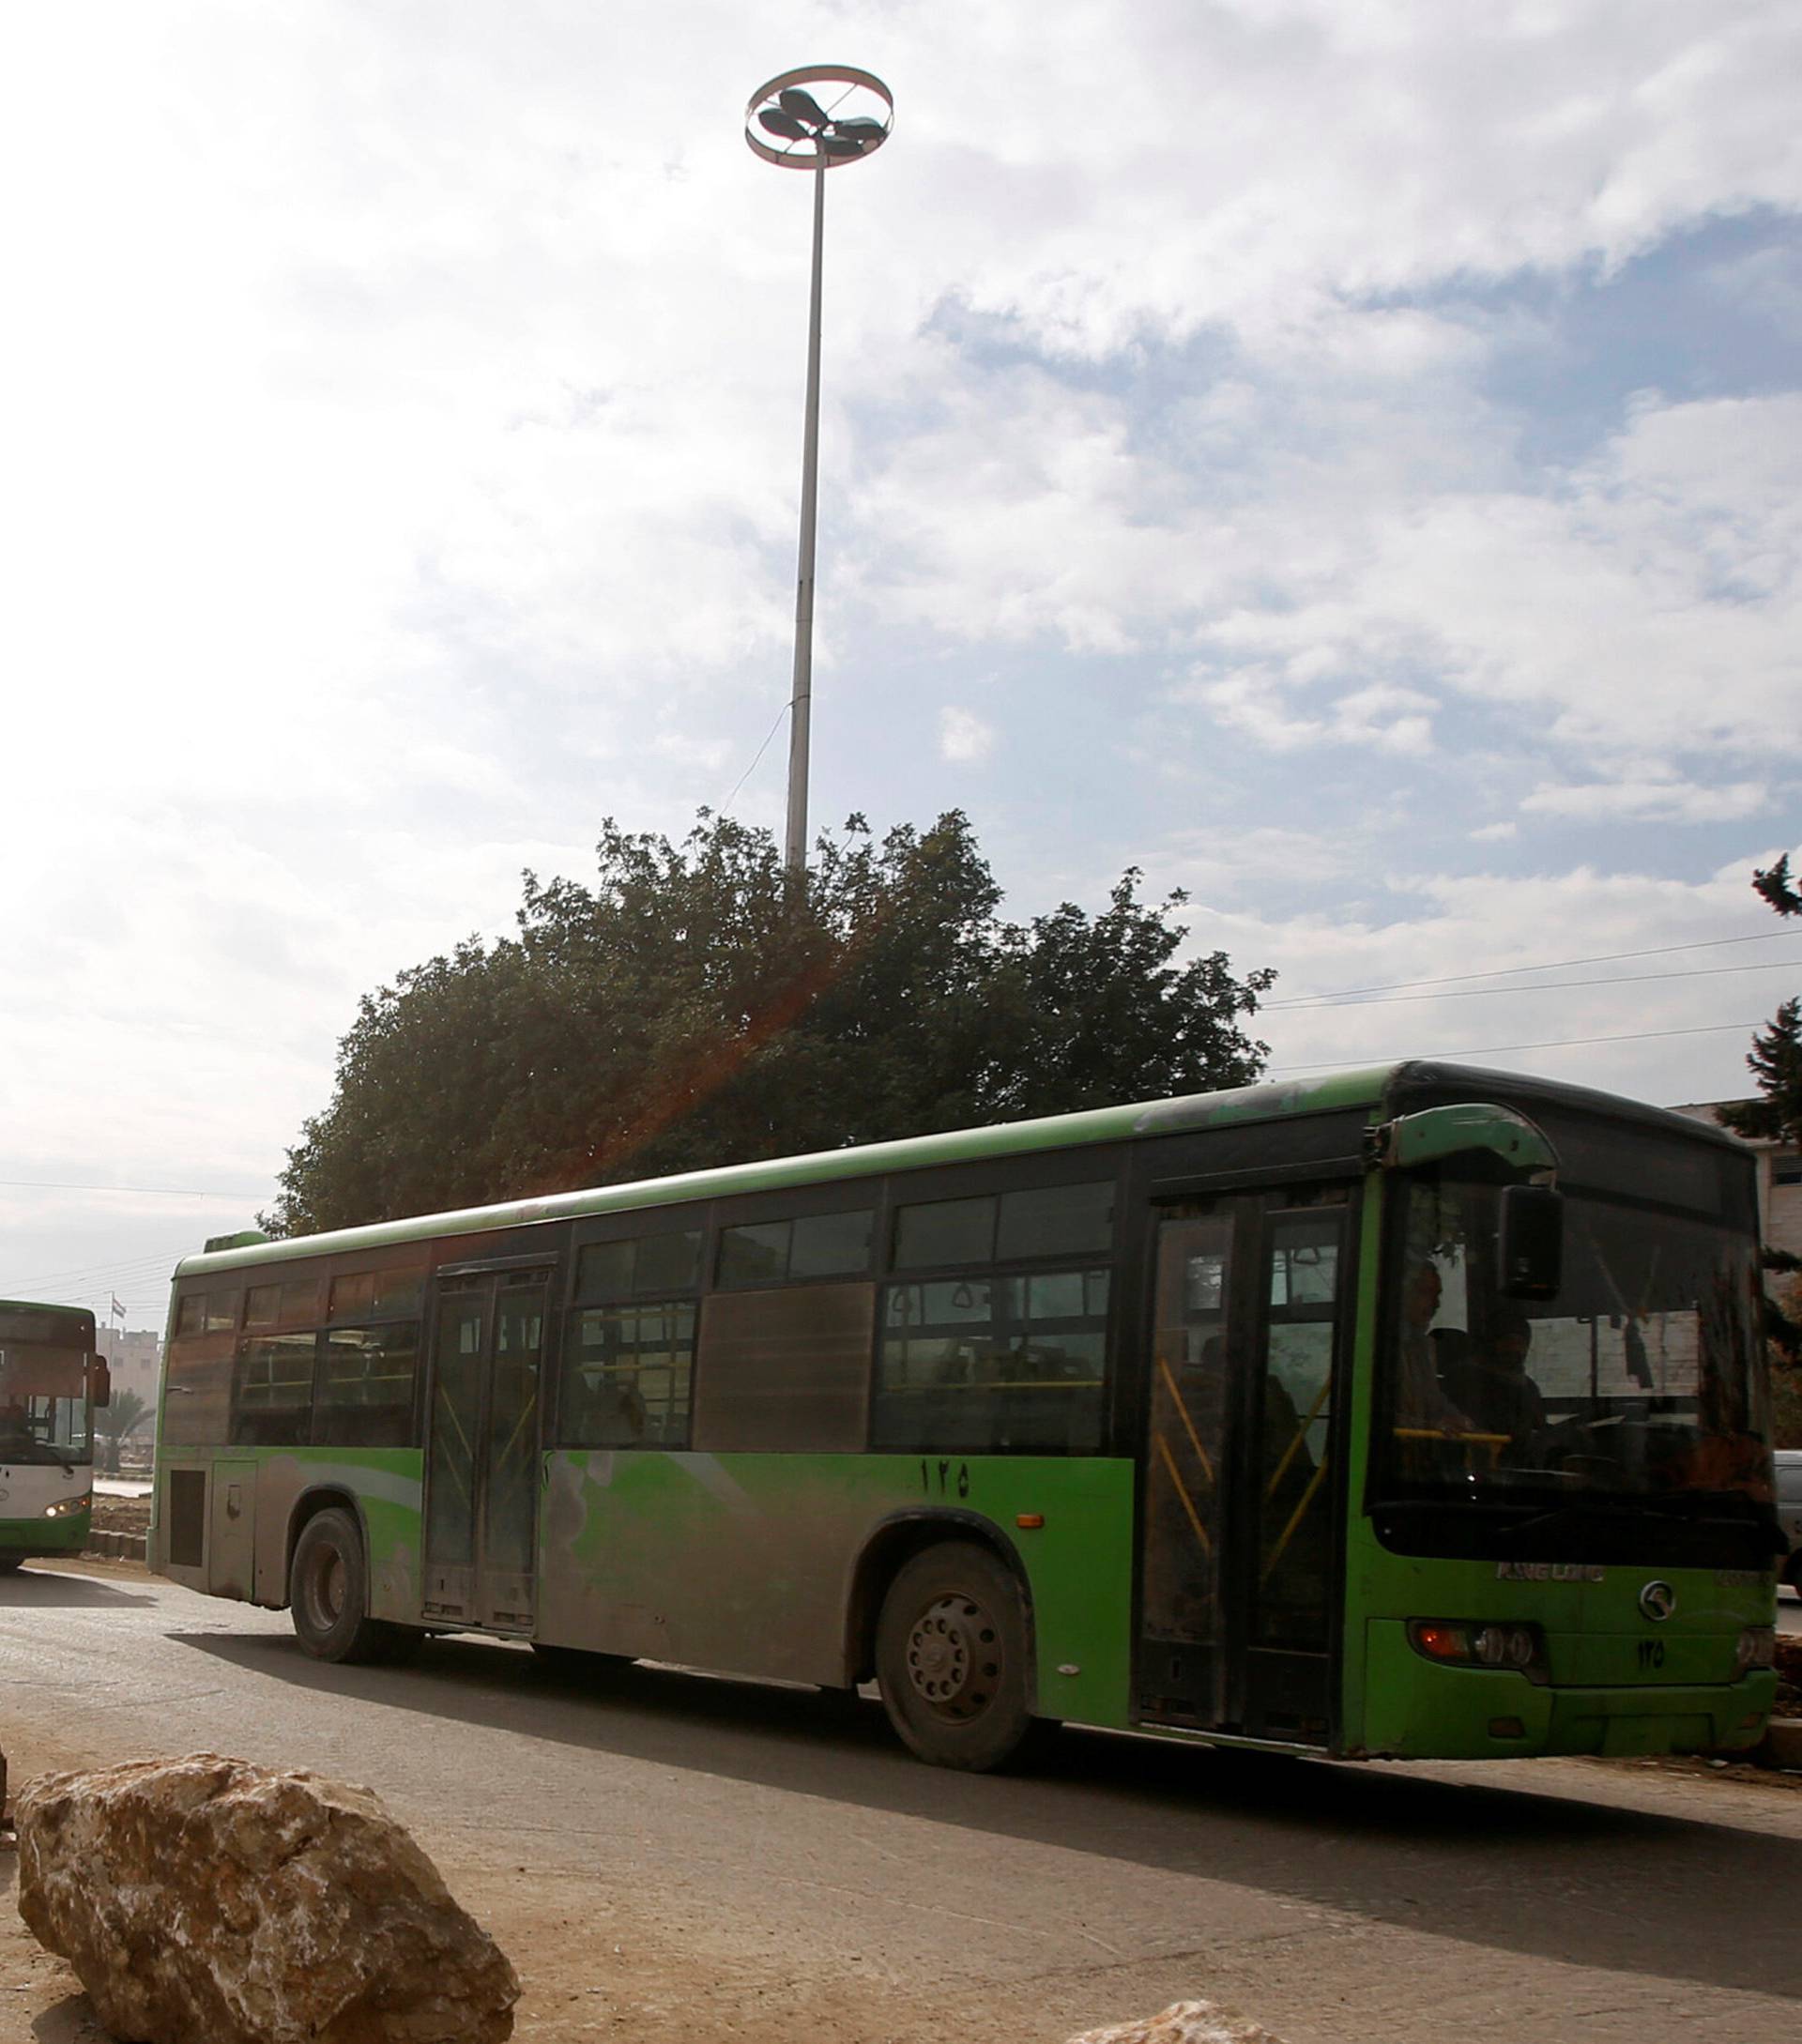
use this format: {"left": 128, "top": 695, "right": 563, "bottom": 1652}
{"left": 1, "top": 1564, "right": 1798, "bottom": 2044}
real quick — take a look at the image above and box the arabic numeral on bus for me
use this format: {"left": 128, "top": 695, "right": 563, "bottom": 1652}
{"left": 1637, "top": 1640, "right": 1665, "bottom": 1670}
{"left": 918, "top": 1459, "right": 972, "bottom": 1499}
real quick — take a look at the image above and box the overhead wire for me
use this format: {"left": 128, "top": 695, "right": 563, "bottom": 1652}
{"left": 714, "top": 700, "right": 791, "bottom": 818}
{"left": 1267, "top": 1019, "right": 1766, "bottom": 1075}
{"left": 0, "top": 1176, "right": 267, "bottom": 1199}
{"left": 0, "top": 1245, "right": 200, "bottom": 1295}
{"left": 1269, "top": 954, "right": 1802, "bottom": 1011}
{"left": 1261, "top": 928, "right": 1800, "bottom": 1009}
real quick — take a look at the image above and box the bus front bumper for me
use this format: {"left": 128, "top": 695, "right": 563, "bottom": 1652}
{"left": 1358, "top": 1619, "right": 1779, "bottom": 1760}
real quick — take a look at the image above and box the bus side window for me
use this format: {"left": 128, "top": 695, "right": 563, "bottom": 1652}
{"left": 230, "top": 1333, "right": 318, "bottom": 1448}
{"left": 562, "top": 1301, "right": 696, "bottom": 1449}
{"left": 314, "top": 1324, "right": 420, "bottom": 1447}
{"left": 871, "top": 1268, "right": 1109, "bottom": 1453}
{"left": 562, "top": 1224, "right": 706, "bottom": 1450}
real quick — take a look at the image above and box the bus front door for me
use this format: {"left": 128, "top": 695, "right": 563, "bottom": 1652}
{"left": 421, "top": 1266, "right": 551, "bottom": 1631}
{"left": 1136, "top": 1192, "right": 1347, "bottom": 1744}
{"left": 1138, "top": 1209, "right": 1236, "bottom": 1728}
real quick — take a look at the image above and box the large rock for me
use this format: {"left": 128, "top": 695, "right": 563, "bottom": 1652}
{"left": 15, "top": 1753, "right": 519, "bottom": 2044}
{"left": 1068, "top": 2002, "right": 1285, "bottom": 2044}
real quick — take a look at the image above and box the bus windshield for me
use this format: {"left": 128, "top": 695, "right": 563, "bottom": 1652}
{"left": 0, "top": 1341, "right": 92, "bottom": 1468}
{"left": 1374, "top": 1169, "right": 1771, "bottom": 1551}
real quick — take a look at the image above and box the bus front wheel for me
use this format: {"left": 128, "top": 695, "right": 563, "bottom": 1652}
{"left": 875, "top": 1542, "right": 1035, "bottom": 1771}
{"left": 289, "top": 1508, "right": 415, "bottom": 1666}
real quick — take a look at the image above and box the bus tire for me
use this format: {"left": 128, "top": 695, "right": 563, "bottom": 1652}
{"left": 289, "top": 1508, "right": 409, "bottom": 1665}
{"left": 0, "top": 1557, "right": 22, "bottom": 1575}
{"left": 875, "top": 1541, "right": 1035, "bottom": 1771}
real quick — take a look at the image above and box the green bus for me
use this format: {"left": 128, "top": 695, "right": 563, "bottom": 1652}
{"left": 150, "top": 1061, "right": 1781, "bottom": 1769}
{"left": 0, "top": 1301, "right": 109, "bottom": 1569}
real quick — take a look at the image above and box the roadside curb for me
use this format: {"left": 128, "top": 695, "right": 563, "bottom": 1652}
{"left": 1757, "top": 1716, "right": 1802, "bottom": 1771}
{"left": 84, "top": 1533, "right": 147, "bottom": 1562}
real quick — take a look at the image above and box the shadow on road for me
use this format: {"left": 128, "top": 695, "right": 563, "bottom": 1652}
{"left": 174, "top": 1626, "right": 1802, "bottom": 2006}
{"left": 0, "top": 1571, "right": 157, "bottom": 1610}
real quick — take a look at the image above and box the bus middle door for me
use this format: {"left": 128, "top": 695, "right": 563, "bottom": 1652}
{"left": 422, "top": 1265, "right": 551, "bottom": 1632}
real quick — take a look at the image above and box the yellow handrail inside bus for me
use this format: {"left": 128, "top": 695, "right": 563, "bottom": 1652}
{"left": 1153, "top": 1431, "right": 1214, "bottom": 1557}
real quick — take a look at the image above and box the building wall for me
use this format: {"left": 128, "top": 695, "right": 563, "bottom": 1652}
{"left": 96, "top": 1326, "right": 163, "bottom": 1405}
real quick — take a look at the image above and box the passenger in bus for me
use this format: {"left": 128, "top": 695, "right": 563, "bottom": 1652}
{"left": 1396, "top": 1263, "right": 1472, "bottom": 1436}
{"left": 578, "top": 1373, "right": 647, "bottom": 1445}
{"left": 1437, "top": 1310, "right": 1548, "bottom": 1444}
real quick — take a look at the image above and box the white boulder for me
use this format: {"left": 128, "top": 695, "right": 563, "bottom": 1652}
{"left": 1067, "top": 2000, "right": 1286, "bottom": 2044}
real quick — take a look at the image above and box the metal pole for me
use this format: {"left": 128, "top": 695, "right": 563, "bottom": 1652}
{"left": 785, "top": 160, "right": 826, "bottom": 881}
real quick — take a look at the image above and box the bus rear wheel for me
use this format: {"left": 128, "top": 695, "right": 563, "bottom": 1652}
{"left": 875, "top": 1542, "right": 1035, "bottom": 1771}
{"left": 289, "top": 1508, "right": 416, "bottom": 1665}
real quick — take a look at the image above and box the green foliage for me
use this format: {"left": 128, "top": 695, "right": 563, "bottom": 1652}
{"left": 264, "top": 811, "right": 1275, "bottom": 1236}
{"left": 1718, "top": 854, "right": 1802, "bottom": 1421}
{"left": 95, "top": 1388, "right": 150, "bottom": 1473}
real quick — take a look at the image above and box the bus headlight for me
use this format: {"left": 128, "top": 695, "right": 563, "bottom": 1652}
{"left": 1735, "top": 1626, "right": 1777, "bottom": 1672}
{"left": 43, "top": 1494, "right": 90, "bottom": 1518}
{"left": 1408, "top": 1618, "right": 1546, "bottom": 1680}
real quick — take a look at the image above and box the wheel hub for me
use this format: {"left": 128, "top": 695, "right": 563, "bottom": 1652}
{"left": 905, "top": 1593, "right": 1000, "bottom": 1721}
{"left": 307, "top": 1548, "right": 346, "bottom": 1629}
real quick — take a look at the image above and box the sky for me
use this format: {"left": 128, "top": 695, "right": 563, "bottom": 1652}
{"left": 2, "top": 0, "right": 1798, "bottom": 1328}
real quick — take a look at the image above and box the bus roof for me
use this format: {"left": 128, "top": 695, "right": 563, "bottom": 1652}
{"left": 172, "top": 1059, "right": 1751, "bottom": 1282}
{"left": 0, "top": 1301, "right": 97, "bottom": 1341}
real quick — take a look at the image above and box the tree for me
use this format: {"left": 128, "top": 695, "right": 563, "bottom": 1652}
{"left": 1718, "top": 855, "right": 1802, "bottom": 1439}
{"left": 264, "top": 811, "right": 1275, "bottom": 1235}
{"left": 94, "top": 1389, "right": 150, "bottom": 1475}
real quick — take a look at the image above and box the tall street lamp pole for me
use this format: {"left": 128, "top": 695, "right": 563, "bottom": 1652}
{"left": 744, "top": 67, "right": 893, "bottom": 881}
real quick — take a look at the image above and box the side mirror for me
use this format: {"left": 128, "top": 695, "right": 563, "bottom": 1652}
{"left": 1497, "top": 1184, "right": 1563, "bottom": 1300}
{"left": 90, "top": 1359, "right": 113, "bottom": 1410}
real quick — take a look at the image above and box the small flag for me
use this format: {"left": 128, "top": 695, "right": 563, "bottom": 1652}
{"left": 111, "top": 1295, "right": 125, "bottom": 1320}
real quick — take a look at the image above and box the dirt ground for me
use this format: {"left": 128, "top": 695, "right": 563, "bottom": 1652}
{"left": 0, "top": 1603, "right": 1004, "bottom": 2044}
{"left": 8, "top": 1554, "right": 1801, "bottom": 2042}
{"left": 86, "top": 1496, "right": 149, "bottom": 1542}
{"left": 0, "top": 1553, "right": 1132, "bottom": 2044}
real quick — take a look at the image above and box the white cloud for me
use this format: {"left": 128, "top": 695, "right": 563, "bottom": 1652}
{"left": 880, "top": 1, "right": 1802, "bottom": 356}
{"left": 1159, "top": 847, "right": 1800, "bottom": 1108}
{"left": 1521, "top": 776, "right": 1772, "bottom": 823}
{"left": 1, "top": 2, "right": 1798, "bottom": 1316}
{"left": 867, "top": 371, "right": 1800, "bottom": 771}
{"left": 1190, "top": 673, "right": 1436, "bottom": 756}
{"left": 939, "top": 708, "right": 997, "bottom": 765}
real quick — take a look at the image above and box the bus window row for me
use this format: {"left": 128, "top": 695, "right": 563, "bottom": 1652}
{"left": 172, "top": 1182, "right": 1115, "bottom": 1342}
{"left": 215, "top": 1273, "right": 1109, "bottom": 1457}
{"left": 175, "top": 1265, "right": 423, "bottom": 1337}
{"left": 183, "top": 1177, "right": 1120, "bottom": 1457}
